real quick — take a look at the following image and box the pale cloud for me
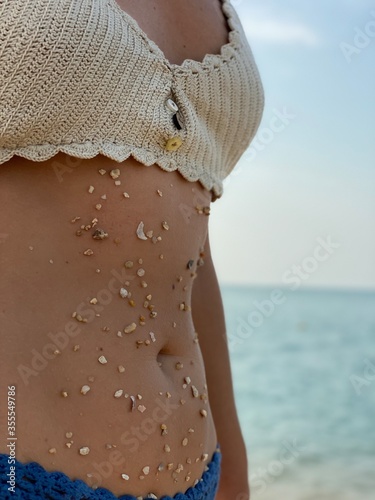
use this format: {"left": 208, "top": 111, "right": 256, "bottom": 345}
{"left": 242, "top": 18, "right": 321, "bottom": 47}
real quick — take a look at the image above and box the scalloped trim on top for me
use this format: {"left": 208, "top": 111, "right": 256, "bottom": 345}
{"left": 0, "top": 141, "right": 224, "bottom": 201}
{"left": 108, "top": 0, "right": 242, "bottom": 74}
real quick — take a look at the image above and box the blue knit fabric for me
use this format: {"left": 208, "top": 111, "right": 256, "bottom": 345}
{"left": 0, "top": 446, "right": 221, "bottom": 500}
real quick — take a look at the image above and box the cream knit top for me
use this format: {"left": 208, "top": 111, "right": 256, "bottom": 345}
{"left": 0, "top": 0, "right": 264, "bottom": 201}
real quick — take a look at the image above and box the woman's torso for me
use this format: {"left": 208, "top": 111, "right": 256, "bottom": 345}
{"left": 0, "top": 0, "right": 231, "bottom": 496}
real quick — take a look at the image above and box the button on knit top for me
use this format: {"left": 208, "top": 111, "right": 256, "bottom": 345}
{"left": 0, "top": 0, "right": 265, "bottom": 201}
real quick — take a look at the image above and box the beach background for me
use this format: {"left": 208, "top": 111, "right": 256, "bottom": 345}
{"left": 209, "top": 1, "right": 374, "bottom": 498}
{"left": 221, "top": 285, "right": 375, "bottom": 500}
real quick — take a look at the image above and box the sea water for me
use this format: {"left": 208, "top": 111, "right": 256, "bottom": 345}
{"left": 222, "top": 285, "right": 375, "bottom": 500}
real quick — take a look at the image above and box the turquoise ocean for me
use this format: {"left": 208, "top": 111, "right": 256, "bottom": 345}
{"left": 221, "top": 285, "right": 375, "bottom": 500}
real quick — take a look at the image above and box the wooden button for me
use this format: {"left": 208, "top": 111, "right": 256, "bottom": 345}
{"left": 165, "top": 136, "right": 183, "bottom": 151}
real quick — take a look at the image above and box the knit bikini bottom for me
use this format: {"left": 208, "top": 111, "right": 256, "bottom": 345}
{"left": 0, "top": 444, "right": 221, "bottom": 500}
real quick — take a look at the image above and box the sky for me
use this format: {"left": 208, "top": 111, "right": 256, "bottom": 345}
{"left": 210, "top": 0, "right": 375, "bottom": 290}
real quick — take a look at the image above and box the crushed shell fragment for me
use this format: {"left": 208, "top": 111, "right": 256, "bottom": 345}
{"left": 124, "top": 322, "right": 137, "bottom": 333}
{"left": 130, "top": 395, "right": 136, "bottom": 410}
{"left": 92, "top": 228, "right": 109, "bottom": 240}
{"left": 136, "top": 221, "right": 148, "bottom": 240}
{"left": 109, "top": 168, "right": 121, "bottom": 179}
{"left": 191, "top": 385, "right": 199, "bottom": 397}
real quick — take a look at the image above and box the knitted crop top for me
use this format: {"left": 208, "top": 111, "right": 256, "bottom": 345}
{"left": 0, "top": 0, "right": 264, "bottom": 201}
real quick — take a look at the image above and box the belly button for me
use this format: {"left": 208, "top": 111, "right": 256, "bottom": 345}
{"left": 156, "top": 346, "right": 172, "bottom": 367}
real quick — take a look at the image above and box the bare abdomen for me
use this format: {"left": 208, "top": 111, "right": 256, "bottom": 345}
{"left": 0, "top": 152, "right": 217, "bottom": 497}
